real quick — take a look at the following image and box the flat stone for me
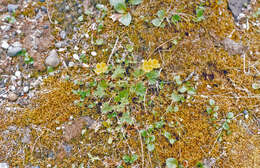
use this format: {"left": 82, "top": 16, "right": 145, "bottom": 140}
{"left": 55, "top": 41, "right": 67, "bottom": 48}
{"left": 7, "top": 46, "right": 22, "bottom": 57}
{"left": 228, "top": 0, "right": 250, "bottom": 20}
{"left": 7, "top": 4, "right": 19, "bottom": 13}
{"left": 45, "top": 49, "right": 60, "bottom": 67}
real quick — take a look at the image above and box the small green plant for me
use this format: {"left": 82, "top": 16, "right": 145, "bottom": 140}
{"left": 109, "top": 0, "right": 143, "bottom": 26}
{"left": 163, "top": 131, "right": 176, "bottom": 145}
{"left": 151, "top": 9, "right": 167, "bottom": 27}
{"left": 166, "top": 158, "right": 178, "bottom": 168}
{"left": 206, "top": 99, "right": 219, "bottom": 120}
{"left": 140, "top": 126, "right": 156, "bottom": 152}
{"left": 193, "top": 6, "right": 205, "bottom": 22}
{"left": 17, "top": 49, "right": 34, "bottom": 65}
{"left": 196, "top": 162, "right": 206, "bottom": 168}
{"left": 122, "top": 154, "right": 138, "bottom": 164}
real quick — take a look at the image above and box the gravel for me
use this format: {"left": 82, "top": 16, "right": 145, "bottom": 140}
{"left": 7, "top": 92, "right": 18, "bottom": 101}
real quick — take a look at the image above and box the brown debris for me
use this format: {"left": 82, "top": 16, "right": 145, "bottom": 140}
{"left": 63, "top": 116, "right": 99, "bottom": 142}
{"left": 221, "top": 38, "right": 247, "bottom": 55}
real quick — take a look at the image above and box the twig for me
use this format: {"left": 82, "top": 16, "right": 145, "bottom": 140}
{"left": 46, "top": 0, "right": 54, "bottom": 24}
{"left": 136, "top": 126, "right": 144, "bottom": 168}
{"left": 107, "top": 36, "right": 119, "bottom": 65}
{"left": 148, "top": 37, "right": 178, "bottom": 59}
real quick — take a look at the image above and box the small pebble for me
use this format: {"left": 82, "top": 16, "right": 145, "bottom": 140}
{"left": 23, "top": 86, "right": 29, "bottom": 93}
{"left": 45, "top": 49, "right": 60, "bottom": 67}
{"left": 91, "top": 51, "right": 97, "bottom": 56}
{"left": 15, "top": 71, "right": 22, "bottom": 78}
{"left": 73, "top": 54, "right": 79, "bottom": 60}
{"left": 68, "top": 62, "right": 75, "bottom": 67}
{"left": 1, "top": 41, "right": 9, "bottom": 49}
{"left": 60, "top": 31, "right": 66, "bottom": 39}
{"left": 7, "top": 92, "right": 18, "bottom": 101}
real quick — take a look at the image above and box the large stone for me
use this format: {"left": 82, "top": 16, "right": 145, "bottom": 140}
{"left": 7, "top": 46, "right": 22, "bottom": 57}
{"left": 45, "top": 49, "right": 60, "bottom": 67}
{"left": 7, "top": 4, "right": 19, "bottom": 13}
{"left": 0, "top": 163, "right": 9, "bottom": 168}
{"left": 228, "top": 0, "right": 251, "bottom": 20}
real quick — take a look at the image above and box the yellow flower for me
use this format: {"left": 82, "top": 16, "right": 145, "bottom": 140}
{"left": 142, "top": 60, "right": 153, "bottom": 72}
{"left": 95, "top": 62, "right": 108, "bottom": 74}
{"left": 142, "top": 59, "right": 160, "bottom": 73}
{"left": 149, "top": 59, "right": 160, "bottom": 69}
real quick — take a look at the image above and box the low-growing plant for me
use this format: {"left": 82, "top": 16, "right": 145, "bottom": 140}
{"left": 109, "top": 0, "right": 143, "bottom": 26}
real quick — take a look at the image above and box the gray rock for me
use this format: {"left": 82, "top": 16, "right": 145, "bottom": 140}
{"left": 0, "top": 163, "right": 9, "bottom": 168}
{"left": 21, "top": 127, "right": 31, "bottom": 144}
{"left": 60, "top": 31, "right": 66, "bottom": 39}
{"left": 55, "top": 41, "right": 67, "bottom": 48}
{"left": 7, "top": 46, "right": 22, "bottom": 57}
{"left": 228, "top": 0, "right": 250, "bottom": 20}
{"left": 7, "top": 4, "right": 19, "bottom": 13}
{"left": 221, "top": 38, "right": 247, "bottom": 55}
{"left": 45, "top": 49, "right": 60, "bottom": 67}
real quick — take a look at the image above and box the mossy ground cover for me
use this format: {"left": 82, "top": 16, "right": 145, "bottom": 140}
{"left": 1, "top": 0, "right": 259, "bottom": 167}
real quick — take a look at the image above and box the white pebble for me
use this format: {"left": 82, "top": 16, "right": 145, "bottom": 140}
{"left": 15, "top": 71, "right": 22, "bottom": 78}
{"left": 0, "top": 163, "right": 9, "bottom": 168}
{"left": 74, "top": 46, "right": 79, "bottom": 50}
{"left": 10, "top": 85, "right": 16, "bottom": 91}
{"left": 23, "top": 86, "right": 29, "bottom": 93}
{"left": 84, "top": 33, "right": 89, "bottom": 39}
{"left": 68, "top": 62, "right": 75, "bottom": 67}
{"left": 82, "top": 63, "right": 89, "bottom": 68}
{"left": 1, "top": 41, "right": 9, "bottom": 49}
{"left": 91, "top": 51, "right": 97, "bottom": 56}
{"left": 73, "top": 54, "right": 79, "bottom": 60}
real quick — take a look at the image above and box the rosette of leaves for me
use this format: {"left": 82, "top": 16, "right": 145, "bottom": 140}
{"left": 109, "top": 0, "right": 143, "bottom": 26}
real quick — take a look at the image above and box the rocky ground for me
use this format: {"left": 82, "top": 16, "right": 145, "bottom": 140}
{"left": 0, "top": 0, "right": 259, "bottom": 168}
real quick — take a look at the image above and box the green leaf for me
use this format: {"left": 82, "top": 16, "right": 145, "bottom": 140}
{"left": 112, "top": 66, "right": 125, "bottom": 79}
{"left": 119, "top": 12, "right": 132, "bottom": 26}
{"left": 101, "top": 102, "right": 113, "bottom": 114}
{"left": 164, "top": 131, "right": 171, "bottom": 139}
{"left": 206, "top": 106, "right": 212, "bottom": 114}
{"left": 174, "top": 106, "right": 179, "bottom": 112}
{"left": 227, "top": 112, "right": 234, "bottom": 119}
{"left": 133, "top": 82, "right": 146, "bottom": 97}
{"left": 123, "top": 155, "right": 131, "bottom": 163}
{"left": 126, "top": 44, "right": 134, "bottom": 52}
{"left": 147, "top": 143, "right": 155, "bottom": 151}
{"left": 140, "top": 129, "right": 147, "bottom": 137}
{"left": 131, "top": 154, "right": 138, "bottom": 163}
{"left": 133, "top": 69, "right": 144, "bottom": 78}
{"left": 157, "top": 10, "right": 166, "bottom": 19}
{"left": 174, "top": 76, "right": 182, "bottom": 85}
{"left": 196, "top": 6, "right": 205, "bottom": 18}
{"left": 96, "top": 4, "right": 108, "bottom": 11}
{"left": 223, "top": 122, "right": 229, "bottom": 130}
{"left": 115, "top": 3, "right": 127, "bottom": 13}
{"left": 120, "top": 112, "right": 133, "bottom": 125}
{"left": 94, "top": 86, "right": 105, "bottom": 98}
{"left": 95, "top": 39, "right": 104, "bottom": 45}
{"left": 154, "top": 121, "right": 165, "bottom": 129}
{"left": 109, "top": 0, "right": 125, "bottom": 6}
{"left": 129, "top": 0, "right": 143, "bottom": 5}
{"left": 171, "top": 92, "right": 181, "bottom": 102}
{"left": 171, "top": 14, "right": 180, "bottom": 24}
{"left": 151, "top": 18, "right": 162, "bottom": 27}
{"left": 169, "top": 138, "right": 176, "bottom": 144}
{"left": 146, "top": 70, "right": 159, "bottom": 80}
{"left": 178, "top": 85, "right": 187, "bottom": 93}
{"left": 47, "top": 66, "right": 54, "bottom": 73}
{"left": 187, "top": 87, "right": 196, "bottom": 95}
{"left": 166, "top": 106, "right": 173, "bottom": 113}
{"left": 166, "top": 158, "right": 178, "bottom": 168}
